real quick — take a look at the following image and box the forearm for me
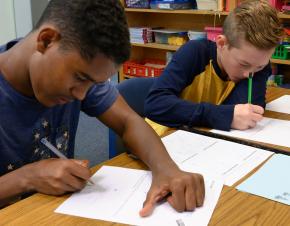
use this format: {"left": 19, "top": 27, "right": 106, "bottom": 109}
{"left": 146, "top": 94, "right": 235, "bottom": 130}
{"left": 145, "top": 93, "right": 201, "bottom": 127}
{"left": 0, "top": 167, "right": 30, "bottom": 207}
{"left": 122, "top": 114, "right": 178, "bottom": 173}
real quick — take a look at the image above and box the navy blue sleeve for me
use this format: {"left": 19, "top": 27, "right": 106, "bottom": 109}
{"left": 81, "top": 81, "right": 119, "bottom": 117}
{"left": 145, "top": 40, "right": 235, "bottom": 131}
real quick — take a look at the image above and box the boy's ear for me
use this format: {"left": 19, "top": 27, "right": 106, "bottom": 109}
{"left": 216, "top": 35, "right": 228, "bottom": 50}
{"left": 36, "top": 27, "right": 61, "bottom": 53}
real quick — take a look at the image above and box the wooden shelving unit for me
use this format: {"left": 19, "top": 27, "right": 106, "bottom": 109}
{"left": 278, "top": 12, "right": 290, "bottom": 19}
{"left": 131, "top": 43, "right": 179, "bottom": 51}
{"left": 120, "top": 1, "right": 290, "bottom": 83}
{"left": 271, "top": 59, "right": 290, "bottom": 65}
{"left": 125, "top": 8, "right": 230, "bottom": 16}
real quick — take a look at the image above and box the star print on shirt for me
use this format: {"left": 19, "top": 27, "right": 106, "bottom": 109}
{"left": 57, "top": 143, "right": 62, "bottom": 149}
{"left": 34, "top": 148, "right": 39, "bottom": 154}
{"left": 34, "top": 132, "right": 40, "bottom": 141}
{"left": 7, "top": 164, "right": 14, "bottom": 171}
{"left": 63, "top": 131, "right": 68, "bottom": 138}
{"left": 42, "top": 120, "right": 49, "bottom": 128}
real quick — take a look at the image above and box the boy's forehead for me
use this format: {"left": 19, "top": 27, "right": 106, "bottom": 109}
{"left": 58, "top": 48, "right": 117, "bottom": 81}
{"left": 231, "top": 40, "right": 273, "bottom": 58}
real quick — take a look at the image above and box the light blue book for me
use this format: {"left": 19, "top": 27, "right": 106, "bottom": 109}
{"left": 237, "top": 154, "right": 290, "bottom": 205}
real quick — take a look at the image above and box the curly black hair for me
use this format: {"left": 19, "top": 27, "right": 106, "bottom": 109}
{"left": 35, "top": 0, "right": 130, "bottom": 65}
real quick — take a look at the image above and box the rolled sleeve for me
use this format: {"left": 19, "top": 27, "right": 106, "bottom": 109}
{"left": 81, "top": 81, "right": 119, "bottom": 117}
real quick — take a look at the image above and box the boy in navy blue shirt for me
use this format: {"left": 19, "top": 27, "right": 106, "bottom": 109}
{"left": 0, "top": 0, "right": 204, "bottom": 215}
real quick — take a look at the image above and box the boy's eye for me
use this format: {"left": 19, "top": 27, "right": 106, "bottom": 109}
{"left": 75, "top": 74, "right": 87, "bottom": 82}
{"left": 240, "top": 64, "right": 250, "bottom": 68}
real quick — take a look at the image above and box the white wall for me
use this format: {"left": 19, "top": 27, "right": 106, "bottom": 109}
{"left": 0, "top": 0, "right": 49, "bottom": 45}
{"left": 0, "top": 0, "right": 16, "bottom": 44}
{"left": 13, "top": 0, "right": 33, "bottom": 38}
{"left": 30, "top": 0, "right": 49, "bottom": 27}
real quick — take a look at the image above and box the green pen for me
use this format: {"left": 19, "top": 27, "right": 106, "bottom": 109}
{"left": 248, "top": 72, "right": 254, "bottom": 104}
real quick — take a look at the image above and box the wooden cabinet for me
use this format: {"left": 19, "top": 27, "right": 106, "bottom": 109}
{"left": 120, "top": 1, "right": 290, "bottom": 83}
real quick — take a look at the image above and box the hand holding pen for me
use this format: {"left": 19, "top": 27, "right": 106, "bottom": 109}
{"left": 41, "top": 138, "right": 94, "bottom": 185}
{"left": 231, "top": 72, "right": 264, "bottom": 130}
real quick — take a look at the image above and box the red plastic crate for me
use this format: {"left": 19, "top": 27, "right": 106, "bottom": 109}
{"left": 204, "top": 27, "right": 223, "bottom": 42}
{"left": 123, "top": 59, "right": 166, "bottom": 77}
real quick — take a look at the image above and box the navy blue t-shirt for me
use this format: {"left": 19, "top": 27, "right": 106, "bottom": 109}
{"left": 0, "top": 40, "right": 118, "bottom": 176}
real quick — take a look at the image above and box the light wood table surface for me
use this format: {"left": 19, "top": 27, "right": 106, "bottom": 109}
{"left": 0, "top": 87, "right": 290, "bottom": 226}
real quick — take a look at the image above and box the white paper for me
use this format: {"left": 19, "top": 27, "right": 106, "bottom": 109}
{"left": 161, "top": 130, "right": 273, "bottom": 186}
{"left": 266, "top": 95, "right": 290, "bottom": 114}
{"left": 211, "top": 117, "right": 290, "bottom": 148}
{"left": 56, "top": 166, "right": 223, "bottom": 226}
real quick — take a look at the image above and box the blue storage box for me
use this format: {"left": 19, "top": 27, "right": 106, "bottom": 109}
{"left": 125, "top": 0, "right": 150, "bottom": 8}
{"left": 150, "top": 0, "right": 197, "bottom": 10}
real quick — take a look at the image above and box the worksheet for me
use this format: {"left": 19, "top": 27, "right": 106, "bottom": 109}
{"left": 211, "top": 117, "right": 290, "bottom": 148}
{"left": 266, "top": 95, "right": 290, "bottom": 114}
{"left": 161, "top": 130, "right": 273, "bottom": 186}
{"left": 237, "top": 154, "right": 290, "bottom": 205}
{"left": 56, "top": 166, "right": 223, "bottom": 226}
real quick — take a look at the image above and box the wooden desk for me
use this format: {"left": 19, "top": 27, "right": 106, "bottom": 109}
{"left": 265, "top": 86, "right": 290, "bottom": 122}
{"left": 0, "top": 154, "right": 289, "bottom": 226}
{"left": 255, "top": 86, "right": 290, "bottom": 153}
{"left": 1, "top": 87, "right": 290, "bottom": 225}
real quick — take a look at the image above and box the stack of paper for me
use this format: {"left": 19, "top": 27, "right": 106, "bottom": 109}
{"left": 56, "top": 166, "right": 223, "bottom": 226}
{"left": 161, "top": 130, "right": 273, "bottom": 186}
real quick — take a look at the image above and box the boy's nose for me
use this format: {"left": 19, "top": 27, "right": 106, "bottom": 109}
{"left": 71, "top": 86, "right": 88, "bottom": 101}
{"left": 243, "top": 71, "right": 251, "bottom": 78}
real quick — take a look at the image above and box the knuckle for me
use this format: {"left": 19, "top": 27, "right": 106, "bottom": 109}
{"left": 78, "top": 181, "right": 87, "bottom": 190}
{"left": 187, "top": 204, "right": 196, "bottom": 211}
{"left": 171, "top": 182, "right": 183, "bottom": 192}
{"left": 54, "top": 171, "right": 64, "bottom": 180}
{"left": 170, "top": 201, "right": 183, "bottom": 213}
{"left": 53, "top": 185, "right": 65, "bottom": 194}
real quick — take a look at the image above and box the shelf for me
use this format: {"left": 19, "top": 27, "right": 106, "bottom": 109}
{"left": 278, "top": 12, "right": 290, "bottom": 19}
{"left": 123, "top": 75, "right": 157, "bottom": 79}
{"left": 125, "top": 8, "right": 229, "bottom": 16}
{"left": 122, "top": 7, "right": 290, "bottom": 82}
{"left": 131, "top": 42, "right": 180, "bottom": 51}
{"left": 131, "top": 43, "right": 290, "bottom": 66}
{"left": 271, "top": 59, "right": 290, "bottom": 65}
{"left": 125, "top": 9, "right": 290, "bottom": 19}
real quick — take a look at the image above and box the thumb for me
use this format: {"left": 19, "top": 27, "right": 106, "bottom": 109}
{"left": 72, "top": 159, "right": 89, "bottom": 168}
{"left": 139, "top": 188, "right": 165, "bottom": 217}
{"left": 139, "top": 194, "right": 157, "bottom": 217}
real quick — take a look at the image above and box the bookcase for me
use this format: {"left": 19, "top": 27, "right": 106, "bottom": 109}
{"left": 119, "top": 1, "right": 290, "bottom": 84}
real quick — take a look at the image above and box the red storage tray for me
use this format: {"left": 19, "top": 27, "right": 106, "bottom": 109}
{"left": 123, "top": 59, "right": 166, "bottom": 77}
